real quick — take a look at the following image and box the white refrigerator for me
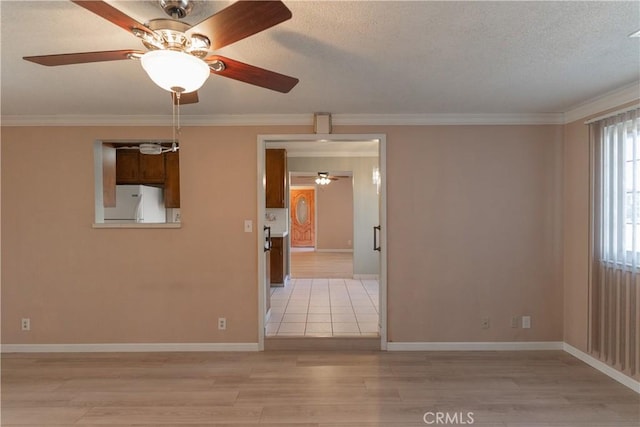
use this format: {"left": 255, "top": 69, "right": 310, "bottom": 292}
{"left": 104, "top": 185, "right": 166, "bottom": 223}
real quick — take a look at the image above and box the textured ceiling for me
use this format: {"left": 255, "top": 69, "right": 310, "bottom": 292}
{"left": 1, "top": 0, "right": 639, "bottom": 119}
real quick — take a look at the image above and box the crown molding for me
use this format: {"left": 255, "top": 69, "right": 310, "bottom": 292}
{"left": 1, "top": 112, "right": 564, "bottom": 127}
{"left": 334, "top": 113, "right": 564, "bottom": 126}
{"left": 0, "top": 114, "right": 312, "bottom": 127}
{"left": 563, "top": 81, "right": 640, "bottom": 124}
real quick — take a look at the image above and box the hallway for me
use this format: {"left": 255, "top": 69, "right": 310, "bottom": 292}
{"left": 266, "top": 278, "right": 379, "bottom": 337}
{"left": 289, "top": 249, "right": 353, "bottom": 278}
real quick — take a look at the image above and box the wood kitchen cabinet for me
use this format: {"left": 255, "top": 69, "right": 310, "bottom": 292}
{"left": 139, "top": 153, "right": 165, "bottom": 183}
{"left": 102, "top": 144, "right": 116, "bottom": 207}
{"left": 270, "top": 237, "right": 284, "bottom": 285}
{"left": 116, "top": 150, "right": 165, "bottom": 185}
{"left": 164, "top": 151, "right": 180, "bottom": 208}
{"left": 115, "top": 150, "right": 139, "bottom": 184}
{"left": 114, "top": 148, "right": 181, "bottom": 207}
{"left": 266, "top": 149, "right": 287, "bottom": 208}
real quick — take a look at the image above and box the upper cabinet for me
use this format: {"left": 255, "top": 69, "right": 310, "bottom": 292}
{"left": 116, "top": 151, "right": 165, "bottom": 185}
{"left": 102, "top": 144, "right": 116, "bottom": 207}
{"left": 164, "top": 151, "right": 180, "bottom": 208}
{"left": 113, "top": 149, "right": 180, "bottom": 208}
{"left": 266, "top": 149, "right": 287, "bottom": 208}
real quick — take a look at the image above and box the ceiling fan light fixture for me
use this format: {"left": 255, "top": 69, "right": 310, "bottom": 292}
{"left": 141, "top": 50, "right": 210, "bottom": 93}
{"left": 139, "top": 143, "right": 164, "bottom": 155}
{"left": 315, "top": 172, "right": 331, "bottom": 185}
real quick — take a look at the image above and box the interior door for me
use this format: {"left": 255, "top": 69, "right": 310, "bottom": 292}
{"left": 290, "top": 188, "right": 315, "bottom": 247}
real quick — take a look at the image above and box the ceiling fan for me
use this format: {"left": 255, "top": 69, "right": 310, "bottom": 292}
{"left": 295, "top": 172, "right": 348, "bottom": 185}
{"left": 23, "top": 0, "right": 299, "bottom": 104}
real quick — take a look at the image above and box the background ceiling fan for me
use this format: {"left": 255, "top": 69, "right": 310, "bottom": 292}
{"left": 23, "top": 0, "right": 299, "bottom": 105}
{"left": 294, "top": 172, "right": 349, "bottom": 185}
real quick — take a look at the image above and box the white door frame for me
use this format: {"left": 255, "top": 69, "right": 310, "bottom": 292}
{"left": 256, "top": 134, "right": 387, "bottom": 350}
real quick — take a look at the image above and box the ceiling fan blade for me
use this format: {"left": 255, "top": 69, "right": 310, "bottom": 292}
{"left": 23, "top": 49, "right": 144, "bottom": 66}
{"left": 172, "top": 91, "right": 199, "bottom": 105}
{"left": 206, "top": 55, "right": 299, "bottom": 93}
{"left": 187, "top": 1, "right": 292, "bottom": 50}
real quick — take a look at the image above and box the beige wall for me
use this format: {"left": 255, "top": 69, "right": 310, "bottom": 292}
{"left": 2, "top": 123, "right": 564, "bottom": 344}
{"left": 378, "top": 125, "right": 564, "bottom": 342}
{"left": 316, "top": 177, "right": 354, "bottom": 250}
{"left": 563, "top": 119, "right": 590, "bottom": 351}
{"left": 0, "top": 125, "right": 304, "bottom": 344}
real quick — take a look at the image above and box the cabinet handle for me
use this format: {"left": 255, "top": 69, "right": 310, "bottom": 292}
{"left": 373, "top": 225, "right": 381, "bottom": 251}
{"left": 264, "top": 226, "right": 272, "bottom": 252}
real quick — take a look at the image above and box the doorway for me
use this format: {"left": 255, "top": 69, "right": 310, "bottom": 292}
{"left": 257, "top": 134, "right": 387, "bottom": 350}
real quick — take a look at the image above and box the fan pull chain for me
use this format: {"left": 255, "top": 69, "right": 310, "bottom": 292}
{"left": 177, "top": 92, "right": 182, "bottom": 139}
{"left": 172, "top": 92, "right": 177, "bottom": 145}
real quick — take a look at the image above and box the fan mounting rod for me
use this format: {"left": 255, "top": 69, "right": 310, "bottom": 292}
{"left": 160, "top": 0, "right": 193, "bottom": 19}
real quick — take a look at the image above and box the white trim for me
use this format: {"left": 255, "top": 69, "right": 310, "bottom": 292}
{"left": 334, "top": 113, "right": 564, "bottom": 126}
{"left": 564, "top": 81, "right": 640, "bottom": 124}
{"left": 378, "top": 135, "right": 388, "bottom": 350}
{"left": 353, "top": 274, "right": 380, "bottom": 280}
{"left": 0, "top": 114, "right": 312, "bottom": 127}
{"left": 92, "top": 223, "right": 181, "bottom": 229}
{"left": 2, "top": 113, "right": 564, "bottom": 127}
{"left": 563, "top": 343, "right": 640, "bottom": 394}
{"left": 0, "top": 343, "right": 259, "bottom": 353}
{"left": 387, "top": 341, "right": 564, "bottom": 351}
{"left": 584, "top": 104, "right": 640, "bottom": 125}
{"left": 315, "top": 249, "right": 353, "bottom": 253}
{"left": 287, "top": 151, "right": 379, "bottom": 158}
{"left": 257, "top": 140, "right": 267, "bottom": 352}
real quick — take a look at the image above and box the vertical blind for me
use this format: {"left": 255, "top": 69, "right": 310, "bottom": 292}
{"left": 595, "top": 108, "right": 640, "bottom": 268}
{"left": 590, "top": 107, "right": 640, "bottom": 378}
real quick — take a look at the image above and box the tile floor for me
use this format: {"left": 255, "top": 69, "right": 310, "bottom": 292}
{"left": 266, "top": 278, "right": 379, "bottom": 337}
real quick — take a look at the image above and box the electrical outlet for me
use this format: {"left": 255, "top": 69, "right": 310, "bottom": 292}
{"left": 218, "top": 317, "right": 227, "bottom": 330}
{"left": 511, "top": 316, "right": 519, "bottom": 328}
{"left": 21, "top": 318, "right": 30, "bottom": 331}
{"left": 522, "top": 316, "right": 531, "bottom": 329}
{"left": 481, "top": 317, "right": 490, "bottom": 329}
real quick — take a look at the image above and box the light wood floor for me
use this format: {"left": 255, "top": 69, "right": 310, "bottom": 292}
{"left": 290, "top": 250, "right": 353, "bottom": 278}
{"left": 2, "top": 350, "right": 638, "bottom": 426}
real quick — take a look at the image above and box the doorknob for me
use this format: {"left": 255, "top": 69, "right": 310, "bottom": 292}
{"left": 373, "top": 225, "right": 381, "bottom": 251}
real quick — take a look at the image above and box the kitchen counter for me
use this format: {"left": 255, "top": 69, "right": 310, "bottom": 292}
{"left": 271, "top": 231, "right": 288, "bottom": 238}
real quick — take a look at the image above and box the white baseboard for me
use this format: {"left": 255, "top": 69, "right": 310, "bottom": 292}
{"left": 315, "top": 249, "right": 353, "bottom": 253}
{"left": 1, "top": 343, "right": 259, "bottom": 353}
{"left": 353, "top": 274, "right": 379, "bottom": 280}
{"left": 563, "top": 343, "right": 640, "bottom": 394}
{"left": 387, "top": 341, "right": 564, "bottom": 351}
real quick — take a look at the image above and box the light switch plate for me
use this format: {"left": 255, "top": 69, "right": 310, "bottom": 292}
{"left": 244, "top": 220, "right": 253, "bottom": 232}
